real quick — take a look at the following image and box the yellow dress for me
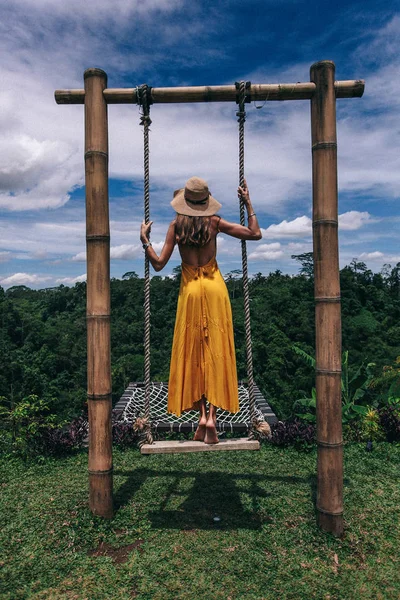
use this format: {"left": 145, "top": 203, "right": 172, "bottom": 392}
{"left": 168, "top": 255, "right": 239, "bottom": 416}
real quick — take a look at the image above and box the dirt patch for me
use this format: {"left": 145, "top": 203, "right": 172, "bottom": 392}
{"left": 88, "top": 539, "right": 144, "bottom": 564}
{"left": 182, "top": 528, "right": 198, "bottom": 535}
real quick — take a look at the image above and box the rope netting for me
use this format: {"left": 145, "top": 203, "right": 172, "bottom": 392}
{"left": 117, "top": 382, "right": 265, "bottom": 432}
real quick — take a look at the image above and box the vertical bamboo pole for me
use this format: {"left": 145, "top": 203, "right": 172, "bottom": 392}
{"left": 84, "top": 68, "right": 113, "bottom": 518}
{"left": 310, "top": 61, "right": 343, "bottom": 536}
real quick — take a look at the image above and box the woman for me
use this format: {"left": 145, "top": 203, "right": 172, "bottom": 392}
{"left": 140, "top": 176, "right": 261, "bottom": 444}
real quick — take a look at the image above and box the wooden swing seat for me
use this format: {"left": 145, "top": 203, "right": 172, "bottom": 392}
{"left": 141, "top": 437, "right": 260, "bottom": 454}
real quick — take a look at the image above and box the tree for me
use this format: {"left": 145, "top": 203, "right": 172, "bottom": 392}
{"left": 291, "top": 252, "right": 314, "bottom": 278}
{"left": 349, "top": 258, "right": 368, "bottom": 274}
{"left": 225, "top": 269, "right": 242, "bottom": 299}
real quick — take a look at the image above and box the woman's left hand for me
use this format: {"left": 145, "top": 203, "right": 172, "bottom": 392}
{"left": 238, "top": 179, "right": 250, "bottom": 206}
{"left": 140, "top": 220, "right": 153, "bottom": 243}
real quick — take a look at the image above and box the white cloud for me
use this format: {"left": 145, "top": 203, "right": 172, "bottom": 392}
{"left": 0, "top": 220, "right": 85, "bottom": 255}
{"left": 111, "top": 243, "right": 147, "bottom": 260}
{"left": 0, "top": 272, "right": 52, "bottom": 286}
{"left": 338, "top": 211, "right": 372, "bottom": 230}
{"left": 262, "top": 216, "right": 312, "bottom": 239}
{"left": 71, "top": 241, "right": 165, "bottom": 262}
{"left": 359, "top": 251, "right": 384, "bottom": 260}
{"left": 55, "top": 274, "right": 87, "bottom": 285}
{"left": 0, "top": 134, "right": 77, "bottom": 210}
{"left": 249, "top": 243, "right": 283, "bottom": 261}
{"left": 71, "top": 251, "right": 86, "bottom": 262}
{"left": 288, "top": 242, "right": 312, "bottom": 251}
{"left": 261, "top": 211, "right": 372, "bottom": 241}
{"left": 357, "top": 251, "right": 400, "bottom": 264}
{"left": 11, "top": 0, "right": 182, "bottom": 16}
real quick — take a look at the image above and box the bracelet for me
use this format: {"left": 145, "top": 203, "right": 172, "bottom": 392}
{"left": 142, "top": 242, "right": 152, "bottom": 249}
{"left": 248, "top": 212, "right": 256, "bottom": 219}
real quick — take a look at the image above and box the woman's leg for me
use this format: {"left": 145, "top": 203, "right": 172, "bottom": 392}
{"left": 193, "top": 396, "right": 207, "bottom": 441}
{"left": 204, "top": 403, "right": 219, "bottom": 444}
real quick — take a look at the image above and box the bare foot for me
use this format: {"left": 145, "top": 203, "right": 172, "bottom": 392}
{"left": 204, "top": 420, "right": 219, "bottom": 444}
{"left": 194, "top": 421, "right": 206, "bottom": 441}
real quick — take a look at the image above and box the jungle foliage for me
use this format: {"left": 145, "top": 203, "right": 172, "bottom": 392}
{"left": 1, "top": 257, "right": 400, "bottom": 425}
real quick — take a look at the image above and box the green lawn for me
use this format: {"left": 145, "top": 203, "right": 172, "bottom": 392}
{"left": 1, "top": 443, "right": 399, "bottom": 599}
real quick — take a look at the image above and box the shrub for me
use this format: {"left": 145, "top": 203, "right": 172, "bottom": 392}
{"left": 343, "top": 419, "right": 364, "bottom": 442}
{"left": 112, "top": 421, "right": 138, "bottom": 448}
{"left": 379, "top": 406, "right": 400, "bottom": 442}
{"left": 360, "top": 407, "right": 385, "bottom": 442}
{"left": 0, "top": 395, "right": 59, "bottom": 458}
{"left": 269, "top": 418, "right": 316, "bottom": 449}
{"left": 42, "top": 418, "right": 139, "bottom": 454}
{"left": 40, "top": 415, "right": 88, "bottom": 455}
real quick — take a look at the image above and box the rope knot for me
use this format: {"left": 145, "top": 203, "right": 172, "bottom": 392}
{"left": 235, "top": 81, "right": 251, "bottom": 106}
{"left": 140, "top": 114, "right": 152, "bottom": 127}
{"left": 236, "top": 110, "right": 246, "bottom": 124}
{"left": 137, "top": 83, "right": 153, "bottom": 126}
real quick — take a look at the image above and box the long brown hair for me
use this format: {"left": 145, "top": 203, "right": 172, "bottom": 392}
{"left": 175, "top": 215, "right": 212, "bottom": 247}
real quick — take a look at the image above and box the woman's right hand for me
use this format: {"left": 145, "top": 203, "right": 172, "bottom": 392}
{"left": 238, "top": 179, "right": 250, "bottom": 206}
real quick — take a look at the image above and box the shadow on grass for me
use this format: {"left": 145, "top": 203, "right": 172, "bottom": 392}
{"left": 113, "top": 468, "right": 312, "bottom": 530}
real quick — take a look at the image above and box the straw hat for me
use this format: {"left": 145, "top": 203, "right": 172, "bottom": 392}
{"left": 171, "top": 176, "right": 222, "bottom": 217}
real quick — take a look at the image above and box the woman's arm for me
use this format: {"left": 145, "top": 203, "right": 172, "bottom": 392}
{"left": 140, "top": 219, "right": 176, "bottom": 272}
{"left": 218, "top": 180, "right": 262, "bottom": 240}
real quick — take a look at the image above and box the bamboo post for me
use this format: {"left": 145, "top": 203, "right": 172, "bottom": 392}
{"left": 310, "top": 60, "right": 343, "bottom": 536}
{"left": 84, "top": 68, "right": 113, "bottom": 518}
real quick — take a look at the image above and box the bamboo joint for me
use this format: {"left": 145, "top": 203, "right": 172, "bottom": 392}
{"left": 317, "top": 440, "right": 344, "bottom": 448}
{"left": 313, "top": 220, "right": 338, "bottom": 227}
{"left": 87, "top": 393, "right": 112, "bottom": 400}
{"left": 317, "top": 506, "right": 344, "bottom": 517}
{"left": 88, "top": 468, "right": 114, "bottom": 475}
{"left": 86, "top": 235, "right": 110, "bottom": 242}
{"left": 312, "top": 141, "right": 337, "bottom": 151}
{"left": 85, "top": 150, "right": 109, "bottom": 160}
{"left": 314, "top": 296, "right": 341, "bottom": 303}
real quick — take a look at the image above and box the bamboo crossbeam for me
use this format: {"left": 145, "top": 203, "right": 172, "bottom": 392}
{"left": 55, "top": 80, "right": 364, "bottom": 105}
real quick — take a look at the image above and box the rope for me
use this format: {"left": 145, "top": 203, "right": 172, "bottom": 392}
{"left": 235, "top": 81, "right": 256, "bottom": 427}
{"left": 137, "top": 84, "right": 153, "bottom": 444}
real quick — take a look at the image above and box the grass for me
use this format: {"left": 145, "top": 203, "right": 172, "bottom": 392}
{"left": 1, "top": 443, "right": 399, "bottom": 600}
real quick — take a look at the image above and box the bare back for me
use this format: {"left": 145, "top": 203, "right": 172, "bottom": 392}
{"left": 177, "top": 215, "right": 220, "bottom": 267}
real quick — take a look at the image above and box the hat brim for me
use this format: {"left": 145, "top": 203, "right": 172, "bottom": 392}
{"left": 171, "top": 188, "right": 222, "bottom": 217}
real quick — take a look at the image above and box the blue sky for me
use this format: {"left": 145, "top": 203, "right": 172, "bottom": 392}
{"left": 0, "top": 0, "right": 399, "bottom": 288}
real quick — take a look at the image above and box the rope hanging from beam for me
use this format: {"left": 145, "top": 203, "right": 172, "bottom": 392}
{"left": 135, "top": 81, "right": 267, "bottom": 443}
{"left": 137, "top": 84, "right": 153, "bottom": 445}
{"left": 235, "top": 81, "right": 256, "bottom": 428}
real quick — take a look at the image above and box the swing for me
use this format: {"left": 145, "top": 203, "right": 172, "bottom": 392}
{"left": 112, "top": 82, "right": 278, "bottom": 453}
{"left": 57, "top": 63, "right": 364, "bottom": 532}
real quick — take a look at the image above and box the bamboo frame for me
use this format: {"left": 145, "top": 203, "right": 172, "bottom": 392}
{"left": 84, "top": 68, "right": 113, "bottom": 519}
{"left": 310, "top": 61, "right": 343, "bottom": 536}
{"left": 56, "top": 63, "right": 364, "bottom": 534}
